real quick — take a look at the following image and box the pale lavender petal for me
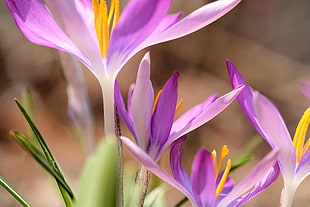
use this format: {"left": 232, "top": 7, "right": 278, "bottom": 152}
{"left": 120, "top": 136, "right": 198, "bottom": 206}
{"left": 74, "top": 0, "right": 97, "bottom": 42}
{"left": 218, "top": 150, "right": 279, "bottom": 207}
{"left": 131, "top": 52, "right": 154, "bottom": 150}
{"left": 253, "top": 93, "right": 296, "bottom": 178}
{"left": 170, "top": 136, "right": 193, "bottom": 193}
{"left": 138, "top": 0, "right": 241, "bottom": 51}
{"left": 60, "top": 52, "right": 94, "bottom": 153}
{"left": 115, "top": 82, "right": 136, "bottom": 139}
{"left": 300, "top": 81, "right": 310, "bottom": 101}
{"left": 150, "top": 72, "right": 178, "bottom": 156}
{"left": 127, "top": 84, "right": 135, "bottom": 122}
{"left": 5, "top": 0, "right": 91, "bottom": 69}
{"left": 295, "top": 148, "right": 310, "bottom": 185}
{"left": 108, "top": 0, "right": 171, "bottom": 74}
{"left": 166, "top": 86, "right": 243, "bottom": 148}
{"left": 44, "top": 0, "right": 103, "bottom": 73}
{"left": 191, "top": 148, "right": 216, "bottom": 207}
{"left": 170, "top": 94, "right": 217, "bottom": 136}
{"left": 150, "top": 13, "right": 182, "bottom": 36}
{"left": 232, "top": 164, "right": 280, "bottom": 206}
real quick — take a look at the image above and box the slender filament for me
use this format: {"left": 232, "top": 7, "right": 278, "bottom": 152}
{"left": 216, "top": 159, "right": 231, "bottom": 198}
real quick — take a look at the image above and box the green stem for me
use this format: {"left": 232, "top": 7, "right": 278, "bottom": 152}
{"left": 0, "top": 176, "right": 31, "bottom": 207}
{"left": 100, "top": 77, "right": 124, "bottom": 206}
{"left": 131, "top": 166, "right": 151, "bottom": 207}
{"left": 174, "top": 197, "right": 188, "bottom": 207}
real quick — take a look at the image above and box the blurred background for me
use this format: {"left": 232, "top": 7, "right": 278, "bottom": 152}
{"left": 0, "top": 0, "right": 310, "bottom": 206}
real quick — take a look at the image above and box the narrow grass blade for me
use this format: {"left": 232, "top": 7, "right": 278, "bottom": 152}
{"left": 231, "top": 155, "right": 254, "bottom": 172}
{"left": 10, "top": 131, "right": 74, "bottom": 199}
{"left": 0, "top": 176, "right": 31, "bottom": 207}
{"left": 14, "top": 99, "right": 74, "bottom": 205}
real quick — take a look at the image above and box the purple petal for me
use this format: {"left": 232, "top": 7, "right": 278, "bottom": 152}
{"left": 149, "top": 13, "right": 182, "bottom": 36}
{"left": 44, "top": 0, "right": 103, "bottom": 73}
{"left": 253, "top": 93, "right": 296, "bottom": 178}
{"left": 233, "top": 164, "right": 280, "bottom": 206}
{"left": 295, "top": 148, "right": 310, "bottom": 185}
{"left": 170, "top": 136, "right": 193, "bottom": 194}
{"left": 108, "top": 0, "right": 171, "bottom": 74}
{"left": 226, "top": 60, "right": 263, "bottom": 136}
{"left": 114, "top": 82, "right": 136, "bottom": 139}
{"left": 5, "top": 0, "right": 91, "bottom": 69}
{"left": 120, "top": 136, "right": 198, "bottom": 206}
{"left": 139, "top": 0, "right": 241, "bottom": 50}
{"left": 170, "top": 94, "right": 217, "bottom": 136}
{"left": 166, "top": 86, "right": 244, "bottom": 149}
{"left": 191, "top": 148, "right": 216, "bottom": 207}
{"left": 218, "top": 150, "right": 280, "bottom": 207}
{"left": 227, "top": 60, "right": 296, "bottom": 178}
{"left": 131, "top": 52, "right": 154, "bottom": 151}
{"left": 149, "top": 72, "right": 179, "bottom": 159}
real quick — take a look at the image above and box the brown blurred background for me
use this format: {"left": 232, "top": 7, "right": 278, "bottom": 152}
{"left": 0, "top": 0, "right": 310, "bottom": 206}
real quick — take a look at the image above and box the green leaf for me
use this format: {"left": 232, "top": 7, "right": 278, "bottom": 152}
{"left": 14, "top": 99, "right": 74, "bottom": 206}
{"left": 74, "top": 135, "right": 119, "bottom": 207}
{"left": 10, "top": 131, "right": 74, "bottom": 198}
{"left": 231, "top": 155, "right": 254, "bottom": 172}
{"left": 144, "top": 184, "right": 168, "bottom": 207}
{"left": 0, "top": 176, "right": 31, "bottom": 207}
{"left": 21, "top": 88, "right": 35, "bottom": 141}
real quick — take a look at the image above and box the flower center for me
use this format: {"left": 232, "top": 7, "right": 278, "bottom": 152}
{"left": 293, "top": 107, "right": 310, "bottom": 163}
{"left": 92, "top": 0, "right": 120, "bottom": 57}
{"left": 211, "top": 145, "right": 231, "bottom": 198}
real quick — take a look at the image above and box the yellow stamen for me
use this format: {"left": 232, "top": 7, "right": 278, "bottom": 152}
{"left": 152, "top": 90, "right": 163, "bottom": 113}
{"left": 216, "top": 159, "right": 231, "bottom": 198}
{"left": 216, "top": 145, "right": 229, "bottom": 176}
{"left": 92, "top": 0, "right": 120, "bottom": 57}
{"left": 293, "top": 108, "right": 310, "bottom": 162}
{"left": 108, "top": 0, "right": 120, "bottom": 29}
{"left": 174, "top": 99, "right": 184, "bottom": 115}
{"left": 211, "top": 150, "right": 217, "bottom": 173}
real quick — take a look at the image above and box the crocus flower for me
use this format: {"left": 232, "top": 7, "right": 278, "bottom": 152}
{"left": 227, "top": 60, "right": 310, "bottom": 207}
{"left": 121, "top": 135, "right": 280, "bottom": 207}
{"left": 300, "top": 81, "right": 310, "bottom": 101}
{"left": 115, "top": 52, "right": 244, "bottom": 161}
{"left": 5, "top": 0, "right": 241, "bottom": 134}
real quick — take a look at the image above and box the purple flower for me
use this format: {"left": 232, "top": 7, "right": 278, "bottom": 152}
{"left": 227, "top": 59, "right": 310, "bottom": 207}
{"left": 121, "top": 135, "right": 280, "bottom": 207}
{"left": 5, "top": 0, "right": 241, "bottom": 134}
{"left": 115, "top": 52, "right": 244, "bottom": 161}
